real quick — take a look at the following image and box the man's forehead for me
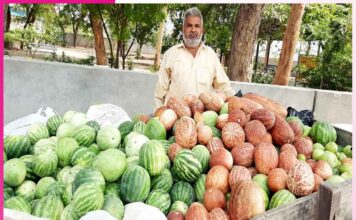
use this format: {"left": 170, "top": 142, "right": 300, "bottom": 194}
{"left": 185, "top": 16, "right": 202, "bottom": 24}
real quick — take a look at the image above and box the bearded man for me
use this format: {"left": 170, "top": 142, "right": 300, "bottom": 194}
{"left": 154, "top": 7, "right": 235, "bottom": 109}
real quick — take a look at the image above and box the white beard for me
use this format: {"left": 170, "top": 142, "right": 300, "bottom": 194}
{"left": 183, "top": 33, "right": 202, "bottom": 48}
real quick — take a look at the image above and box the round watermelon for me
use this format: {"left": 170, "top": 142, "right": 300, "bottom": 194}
{"left": 170, "top": 181, "right": 195, "bottom": 206}
{"left": 269, "top": 189, "right": 296, "bottom": 209}
{"left": 4, "top": 196, "right": 31, "bottom": 214}
{"left": 47, "top": 115, "right": 65, "bottom": 136}
{"left": 173, "top": 150, "right": 202, "bottom": 182}
{"left": 310, "top": 122, "right": 337, "bottom": 145}
{"left": 146, "top": 189, "right": 171, "bottom": 214}
{"left": 71, "top": 124, "right": 96, "bottom": 147}
{"left": 102, "top": 195, "right": 125, "bottom": 220}
{"left": 56, "top": 137, "right": 79, "bottom": 167}
{"left": 32, "top": 150, "right": 58, "bottom": 177}
{"left": 32, "top": 194, "right": 64, "bottom": 220}
{"left": 96, "top": 125, "right": 121, "bottom": 150}
{"left": 27, "top": 123, "right": 50, "bottom": 145}
{"left": 34, "top": 177, "right": 56, "bottom": 199}
{"left": 72, "top": 167, "right": 106, "bottom": 193}
{"left": 4, "top": 159, "right": 27, "bottom": 187}
{"left": 124, "top": 132, "right": 149, "bottom": 157}
{"left": 151, "top": 169, "right": 173, "bottom": 192}
{"left": 144, "top": 118, "right": 167, "bottom": 140}
{"left": 15, "top": 180, "right": 36, "bottom": 202}
{"left": 72, "top": 183, "right": 104, "bottom": 217}
{"left": 139, "top": 140, "right": 166, "bottom": 176}
{"left": 4, "top": 135, "right": 31, "bottom": 159}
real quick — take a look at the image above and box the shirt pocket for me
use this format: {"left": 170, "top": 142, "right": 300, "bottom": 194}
{"left": 198, "top": 66, "right": 211, "bottom": 85}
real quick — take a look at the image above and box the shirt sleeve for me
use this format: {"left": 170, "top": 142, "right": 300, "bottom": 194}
{"left": 212, "top": 53, "right": 235, "bottom": 97}
{"left": 154, "top": 52, "right": 171, "bottom": 109}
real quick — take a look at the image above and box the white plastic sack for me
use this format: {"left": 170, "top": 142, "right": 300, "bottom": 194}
{"left": 79, "top": 210, "right": 117, "bottom": 220}
{"left": 123, "top": 202, "right": 167, "bottom": 220}
{"left": 4, "top": 208, "right": 49, "bottom": 220}
{"left": 4, "top": 106, "right": 57, "bottom": 137}
{"left": 86, "top": 104, "right": 131, "bottom": 128}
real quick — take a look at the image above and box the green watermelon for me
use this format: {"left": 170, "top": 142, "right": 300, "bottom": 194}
{"left": 71, "top": 147, "right": 95, "bottom": 167}
{"left": 253, "top": 174, "right": 270, "bottom": 196}
{"left": 96, "top": 126, "right": 121, "bottom": 150}
{"left": 173, "top": 150, "right": 202, "bottom": 182}
{"left": 33, "top": 194, "right": 64, "bottom": 220}
{"left": 4, "top": 135, "right": 31, "bottom": 159}
{"left": 269, "top": 189, "right": 296, "bottom": 209}
{"left": 104, "top": 182, "right": 120, "bottom": 197}
{"left": 15, "top": 180, "right": 36, "bottom": 202}
{"left": 170, "top": 181, "right": 195, "bottom": 206}
{"left": 170, "top": 200, "right": 188, "bottom": 215}
{"left": 118, "top": 121, "right": 135, "bottom": 141}
{"left": 139, "top": 140, "right": 166, "bottom": 176}
{"left": 71, "top": 124, "right": 96, "bottom": 147}
{"left": 19, "top": 155, "right": 38, "bottom": 182}
{"left": 72, "top": 167, "right": 106, "bottom": 193}
{"left": 5, "top": 196, "right": 31, "bottom": 214}
{"left": 87, "top": 143, "right": 100, "bottom": 155}
{"left": 120, "top": 165, "right": 151, "bottom": 203}
{"left": 56, "top": 123, "right": 75, "bottom": 138}
{"left": 56, "top": 137, "right": 79, "bottom": 167}
{"left": 194, "top": 174, "right": 206, "bottom": 202}
{"left": 63, "top": 110, "right": 76, "bottom": 122}
{"left": 27, "top": 122, "right": 50, "bottom": 145}
{"left": 124, "top": 132, "right": 149, "bottom": 157}
{"left": 158, "top": 139, "right": 174, "bottom": 154}
{"left": 35, "top": 177, "right": 56, "bottom": 199}
{"left": 47, "top": 181, "right": 66, "bottom": 197}
{"left": 310, "top": 122, "right": 337, "bottom": 145}
{"left": 69, "top": 112, "right": 89, "bottom": 127}
{"left": 32, "top": 150, "right": 58, "bottom": 177}
{"left": 144, "top": 118, "right": 167, "bottom": 140}
{"left": 146, "top": 189, "right": 171, "bottom": 214}
{"left": 86, "top": 120, "right": 101, "bottom": 134}
{"left": 47, "top": 115, "right": 65, "bottom": 136}
{"left": 132, "top": 121, "right": 147, "bottom": 135}
{"left": 72, "top": 183, "right": 104, "bottom": 217}
{"left": 103, "top": 195, "right": 125, "bottom": 220}
{"left": 220, "top": 103, "right": 228, "bottom": 115}
{"left": 60, "top": 204, "right": 79, "bottom": 220}
{"left": 151, "top": 169, "right": 173, "bottom": 192}
{"left": 192, "top": 145, "right": 210, "bottom": 173}
{"left": 4, "top": 184, "right": 15, "bottom": 201}
{"left": 4, "top": 159, "right": 27, "bottom": 187}
{"left": 202, "top": 111, "right": 219, "bottom": 127}
{"left": 127, "top": 156, "right": 140, "bottom": 167}
{"left": 56, "top": 167, "right": 72, "bottom": 183}
{"left": 92, "top": 148, "right": 127, "bottom": 182}
{"left": 209, "top": 125, "right": 221, "bottom": 138}
{"left": 33, "top": 138, "right": 56, "bottom": 155}
{"left": 65, "top": 165, "right": 85, "bottom": 185}
{"left": 61, "top": 183, "right": 73, "bottom": 206}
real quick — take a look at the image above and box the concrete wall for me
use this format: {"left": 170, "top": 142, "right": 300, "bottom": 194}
{"left": 4, "top": 57, "right": 352, "bottom": 125}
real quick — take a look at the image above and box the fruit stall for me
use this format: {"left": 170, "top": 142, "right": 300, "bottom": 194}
{"left": 3, "top": 58, "right": 352, "bottom": 220}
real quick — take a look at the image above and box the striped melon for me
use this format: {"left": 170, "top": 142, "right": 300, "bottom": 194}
{"left": 4, "top": 196, "right": 31, "bottom": 214}
{"left": 66, "top": 165, "right": 84, "bottom": 185}
{"left": 104, "top": 183, "right": 120, "bottom": 197}
{"left": 194, "top": 174, "right": 207, "bottom": 202}
{"left": 72, "top": 183, "right": 104, "bottom": 217}
{"left": 146, "top": 189, "right": 171, "bottom": 214}
{"left": 173, "top": 150, "right": 202, "bottom": 182}
{"left": 269, "top": 189, "right": 296, "bottom": 209}
{"left": 4, "top": 184, "right": 15, "bottom": 201}
{"left": 86, "top": 120, "right": 101, "bottom": 134}
{"left": 71, "top": 124, "right": 96, "bottom": 147}
{"left": 132, "top": 121, "right": 147, "bottom": 135}
{"left": 47, "top": 181, "right": 66, "bottom": 197}
{"left": 32, "top": 150, "right": 58, "bottom": 177}
{"left": 92, "top": 148, "right": 127, "bottom": 182}
{"left": 19, "top": 155, "right": 39, "bottom": 181}
{"left": 170, "top": 181, "right": 195, "bottom": 206}
{"left": 127, "top": 156, "right": 140, "bottom": 167}
{"left": 27, "top": 122, "right": 50, "bottom": 145}
{"left": 158, "top": 140, "right": 174, "bottom": 154}
{"left": 72, "top": 167, "right": 106, "bottom": 193}
{"left": 60, "top": 204, "right": 79, "bottom": 220}
{"left": 47, "top": 115, "right": 65, "bottom": 136}
{"left": 56, "top": 137, "right": 79, "bottom": 167}
{"left": 61, "top": 184, "right": 73, "bottom": 206}
{"left": 71, "top": 147, "right": 95, "bottom": 167}
{"left": 209, "top": 125, "right": 221, "bottom": 138}
{"left": 56, "top": 123, "right": 75, "bottom": 138}
{"left": 118, "top": 121, "right": 135, "bottom": 141}
{"left": 4, "top": 135, "right": 31, "bottom": 159}
{"left": 15, "top": 180, "right": 36, "bottom": 202}
{"left": 139, "top": 140, "right": 166, "bottom": 176}
{"left": 144, "top": 118, "right": 167, "bottom": 140}
{"left": 63, "top": 110, "right": 76, "bottom": 122}
{"left": 35, "top": 177, "right": 56, "bottom": 199}
{"left": 151, "top": 169, "right": 173, "bottom": 192}
{"left": 33, "top": 194, "right": 64, "bottom": 220}
{"left": 170, "top": 200, "right": 188, "bottom": 215}
{"left": 102, "top": 195, "right": 125, "bottom": 220}
{"left": 192, "top": 145, "right": 210, "bottom": 173}
{"left": 56, "top": 166, "right": 72, "bottom": 183}
{"left": 310, "top": 122, "right": 337, "bottom": 145}
{"left": 33, "top": 138, "right": 56, "bottom": 155}
{"left": 96, "top": 125, "right": 121, "bottom": 150}
{"left": 124, "top": 132, "right": 149, "bottom": 157}
{"left": 120, "top": 165, "right": 151, "bottom": 203}
{"left": 69, "top": 112, "right": 89, "bottom": 127}
{"left": 87, "top": 143, "right": 100, "bottom": 155}
{"left": 4, "top": 159, "right": 27, "bottom": 187}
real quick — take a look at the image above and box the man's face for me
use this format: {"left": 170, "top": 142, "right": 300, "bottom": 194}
{"left": 183, "top": 16, "right": 203, "bottom": 48}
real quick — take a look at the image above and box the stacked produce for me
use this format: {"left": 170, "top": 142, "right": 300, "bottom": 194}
{"left": 3, "top": 93, "right": 352, "bottom": 220}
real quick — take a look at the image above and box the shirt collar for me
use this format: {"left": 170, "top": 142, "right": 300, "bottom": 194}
{"left": 179, "top": 42, "right": 207, "bottom": 50}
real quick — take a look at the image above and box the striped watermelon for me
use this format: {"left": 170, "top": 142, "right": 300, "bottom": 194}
{"left": 144, "top": 118, "right": 167, "bottom": 140}
{"left": 66, "top": 165, "right": 84, "bottom": 185}
{"left": 104, "top": 183, "right": 120, "bottom": 197}
{"left": 47, "top": 181, "right": 66, "bottom": 197}
{"left": 209, "top": 125, "right": 221, "bottom": 138}
{"left": 120, "top": 165, "right": 151, "bottom": 203}
{"left": 15, "top": 180, "right": 36, "bottom": 202}
{"left": 47, "top": 115, "right": 65, "bottom": 136}
{"left": 71, "top": 124, "right": 96, "bottom": 147}
{"left": 34, "top": 177, "right": 56, "bottom": 199}
{"left": 86, "top": 120, "right": 101, "bottom": 134}
{"left": 60, "top": 204, "right": 79, "bottom": 220}
{"left": 192, "top": 145, "right": 210, "bottom": 173}
{"left": 127, "top": 156, "right": 140, "bottom": 167}
{"left": 4, "top": 135, "right": 31, "bottom": 159}
{"left": 194, "top": 174, "right": 207, "bottom": 202}
{"left": 96, "top": 126, "right": 121, "bottom": 150}
{"left": 32, "top": 150, "right": 58, "bottom": 177}
{"left": 69, "top": 112, "right": 89, "bottom": 127}
{"left": 33, "top": 138, "right": 56, "bottom": 155}
{"left": 124, "top": 132, "right": 149, "bottom": 157}
{"left": 56, "top": 123, "right": 76, "bottom": 138}
{"left": 173, "top": 150, "right": 202, "bottom": 182}
{"left": 61, "top": 183, "right": 73, "bottom": 206}
{"left": 170, "top": 181, "right": 195, "bottom": 206}
{"left": 4, "top": 196, "right": 31, "bottom": 214}
{"left": 72, "top": 183, "right": 104, "bottom": 217}
{"left": 28, "top": 123, "right": 50, "bottom": 145}
{"left": 164, "top": 155, "right": 171, "bottom": 170}
{"left": 63, "top": 110, "right": 76, "bottom": 122}
{"left": 158, "top": 139, "right": 174, "bottom": 154}
{"left": 4, "top": 184, "right": 15, "bottom": 201}
{"left": 30, "top": 199, "right": 39, "bottom": 212}
{"left": 72, "top": 167, "right": 106, "bottom": 193}
{"left": 310, "top": 122, "right": 337, "bottom": 145}
{"left": 268, "top": 189, "right": 296, "bottom": 209}
{"left": 19, "top": 155, "right": 38, "bottom": 181}
{"left": 56, "top": 137, "right": 79, "bottom": 167}
{"left": 4, "top": 159, "right": 27, "bottom": 187}
{"left": 139, "top": 140, "right": 166, "bottom": 176}
{"left": 119, "top": 121, "right": 135, "bottom": 141}
{"left": 71, "top": 147, "right": 95, "bottom": 167}
{"left": 132, "top": 121, "right": 147, "bottom": 135}
{"left": 151, "top": 169, "right": 173, "bottom": 192}
{"left": 102, "top": 195, "right": 125, "bottom": 220}
{"left": 220, "top": 102, "right": 229, "bottom": 115}
{"left": 171, "top": 165, "right": 182, "bottom": 183}
{"left": 56, "top": 166, "right": 72, "bottom": 183}
{"left": 146, "top": 189, "right": 171, "bottom": 214}
{"left": 87, "top": 143, "right": 100, "bottom": 155}
{"left": 92, "top": 148, "right": 127, "bottom": 182}
{"left": 170, "top": 200, "right": 188, "bottom": 215}
{"left": 32, "top": 194, "right": 64, "bottom": 220}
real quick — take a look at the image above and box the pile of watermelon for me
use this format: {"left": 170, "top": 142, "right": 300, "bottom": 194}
{"left": 3, "top": 93, "right": 352, "bottom": 220}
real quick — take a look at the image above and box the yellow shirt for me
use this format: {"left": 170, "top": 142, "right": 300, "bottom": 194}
{"left": 154, "top": 43, "right": 235, "bottom": 109}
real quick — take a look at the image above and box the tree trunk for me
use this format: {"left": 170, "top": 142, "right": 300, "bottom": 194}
{"left": 273, "top": 4, "right": 305, "bottom": 85}
{"left": 317, "top": 40, "right": 321, "bottom": 57}
{"left": 306, "top": 40, "right": 311, "bottom": 56}
{"left": 73, "top": 25, "right": 79, "bottom": 47}
{"left": 5, "top": 4, "right": 11, "bottom": 49}
{"left": 98, "top": 7, "right": 114, "bottom": 68}
{"left": 121, "top": 43, "right": 125, "bottom": 70}
{"left": 90, "top": 12, "right": 107, "bottom": 65}
{"left": 21, "top": 5, "right": 37, "bottom": 49}
{"left": 254, "top": 40, "right": 260, "bottom": 73}
{"left": 60, "top": 26, "right": 66, "bottom": 47}
{"left": 228, "top": 4, "right": 265, "bottom": 82}
{"left": 264, "top": 37, "right": 272, "bottom": 73}
{"left": 115, "top": 40, "right": 122, "bottom": 69}
{"left": 154, "top": 7, "right": 167, "bottom": 70}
